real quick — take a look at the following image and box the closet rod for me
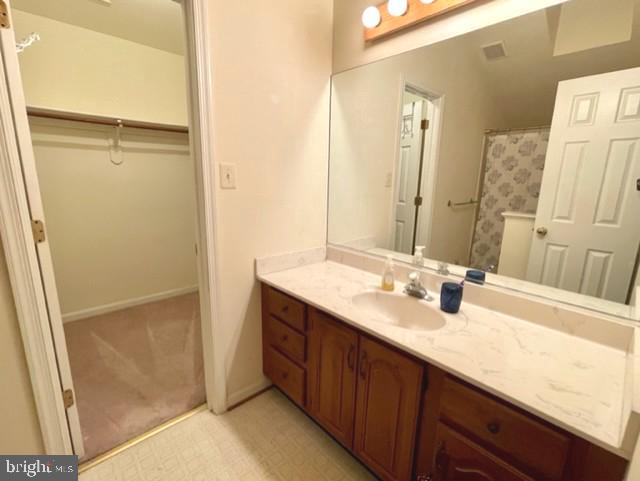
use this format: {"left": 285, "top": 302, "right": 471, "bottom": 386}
{"left": 26, "top": 107, "right": 189, "bottom": 134}
{"left": 484, "top": 124, "right": 550, "bottom": 135}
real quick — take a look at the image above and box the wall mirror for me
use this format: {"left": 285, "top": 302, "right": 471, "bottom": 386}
{"left": 328, "top": 0, "right": 640, "bottom": 318}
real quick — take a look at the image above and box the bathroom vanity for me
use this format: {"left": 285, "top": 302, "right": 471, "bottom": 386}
{"left": 258, "top": 260, "right": 636, "bottom": 481}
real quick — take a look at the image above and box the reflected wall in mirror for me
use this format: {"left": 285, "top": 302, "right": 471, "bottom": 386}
{"left": 328, "top": 0, "right": 640, "bottom": 312}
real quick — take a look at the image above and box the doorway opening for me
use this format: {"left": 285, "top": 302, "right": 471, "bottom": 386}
{"left": 390, "top": 84, "right": 441, "bottom": 257}
{"left": 2, "top": 0, "right": 218, "bottom": 463}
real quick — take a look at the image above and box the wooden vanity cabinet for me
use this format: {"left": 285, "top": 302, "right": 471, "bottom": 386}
{"left": 429, "top": 422, "right": 535, "bottom": 481}
{"left": 307, "top": 306, "right": 424, "bottom": 481}
{"left": 261, "top": 285, "right": 308, "bottom": 408}
{"left": 353, "top": 334, "right": 424, "bottom": 481}
{"left": 261, "top": 285, "right": 629, "bottom": 481}
{"left": 414, "top": 369, "right": 628, "bottom": 481}
{"left": 307, "top": 307, "right": 358, "bottom": 448}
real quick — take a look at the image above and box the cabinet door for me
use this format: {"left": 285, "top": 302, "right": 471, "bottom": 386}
{"left": 354, "top": 336, "right": 424, "bottom": 481}
{"left": 431, "top": 423, "right": 534, "bottom": 481}
{"left": 308, "top": 309, "right": 358, "bottom": 448}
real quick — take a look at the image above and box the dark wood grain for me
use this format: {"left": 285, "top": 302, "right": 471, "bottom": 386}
{"left": 439, "top": 377, "right": 571, "bottom": 480}
{"left": 307, "top": 308, "right": 359, "bottom": 449}
{"left": 353, "top": 335, "right": 424, "bottom": 481}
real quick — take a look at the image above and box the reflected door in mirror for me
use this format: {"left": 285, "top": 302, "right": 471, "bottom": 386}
{"left": 527, "top": 67, "right": 640, "bottom": 303}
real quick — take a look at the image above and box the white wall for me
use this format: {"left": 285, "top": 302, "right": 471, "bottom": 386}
{"left": 0, "top": 245, "right": 44, "bottom": 453}
{"left": 329, "top": 36, "right": 505, "bottom": 265}
{"left": 30, "top": 120, "right": 197, "bottom": 319}
{"left": 13, "top": 10, "right": 188, "bottom": 125}
{"left": 332, "top": 0, "right": 568, "bottom": 73}
{"left": 207, "top": 0, "right": 333, "bottom": 404}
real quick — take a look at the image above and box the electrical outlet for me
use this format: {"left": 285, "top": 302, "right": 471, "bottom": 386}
{"left": 219, "top": 163, "right": 237, "bottom": 189}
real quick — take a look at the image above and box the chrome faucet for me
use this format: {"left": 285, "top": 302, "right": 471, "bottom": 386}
{"left": 404, "top": 271, "right": 428, "bottom": 299}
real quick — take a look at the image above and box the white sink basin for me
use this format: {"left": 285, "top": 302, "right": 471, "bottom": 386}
{"left": 352, "top": 290, "right": 446, "bottom": 331}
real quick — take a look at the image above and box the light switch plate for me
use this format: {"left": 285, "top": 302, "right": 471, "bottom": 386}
{"left": 219, "top": 163, "right": 237, "bottom": 189}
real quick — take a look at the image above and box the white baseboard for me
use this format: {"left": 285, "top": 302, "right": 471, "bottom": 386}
{"left": 62, "top": 285, "right": 199, "bottom": 323}
{"left": 226, "top": 378, "right": 272, "bottom": 409}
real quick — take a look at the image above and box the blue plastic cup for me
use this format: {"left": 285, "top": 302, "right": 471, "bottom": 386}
{"left": 440, "top": 282, "right": 463, "bottom": 314}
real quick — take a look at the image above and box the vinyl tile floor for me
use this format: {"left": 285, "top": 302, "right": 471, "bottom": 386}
{"left": 79, "top": 388, "right": 376, "bottom": 481}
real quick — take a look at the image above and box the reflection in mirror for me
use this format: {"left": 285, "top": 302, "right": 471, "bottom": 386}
{"left": 328, "top": 0, "right": 640, "bottom": 312}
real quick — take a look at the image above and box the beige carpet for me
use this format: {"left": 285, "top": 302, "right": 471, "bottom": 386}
{"left": 64, "top": 292, "right": 205, "bottom": 461}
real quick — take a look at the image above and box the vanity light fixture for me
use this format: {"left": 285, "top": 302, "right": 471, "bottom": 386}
{"left": 363, "top": 0, "right": 479, "bottom": 41}
{"left": 387, "top": 0, "right": 408, "bottom": 17}
{"left": 362, "top": 6, "right": 382, "bottom": 29}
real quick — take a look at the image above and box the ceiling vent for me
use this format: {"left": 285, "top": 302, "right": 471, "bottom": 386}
{"left": 482, "top": 41, "right": 508, "bottom": 61}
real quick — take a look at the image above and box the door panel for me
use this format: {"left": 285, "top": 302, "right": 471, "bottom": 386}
{"left": 393, "top": 100, "right": 424, "bottom": 254}
{"left": 308, "top": 309, "right": 358, "bottom": 449}
{"left": 432, "top": 423, "right": 534, "bottom": 481}
{"left": 527, "top": 67, "right": 640, "bottom": 303}
{"left": 0, "top": 7, "right": 84, "bottom": 457}
{"left": 354, "top": 336, "right": 423, "bottom": 481}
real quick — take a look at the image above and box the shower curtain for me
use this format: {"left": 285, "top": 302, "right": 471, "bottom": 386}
{"left": 469, "top": 128, "right": 550, "bottom": 271}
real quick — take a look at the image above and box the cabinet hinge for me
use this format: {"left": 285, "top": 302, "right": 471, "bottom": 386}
{"left": 421, "top": 119, "right": 429, "bottom": 130}
{"left": 0, "top": 2, "right": 9, "bottom": 29}
{"left": 62, "top": 388, "right": 74, "bottom": 409}
{"left": 31, "top": 219, "right": 45, "bottom": 243}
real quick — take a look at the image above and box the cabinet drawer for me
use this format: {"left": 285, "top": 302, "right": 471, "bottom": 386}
{"left": 440, "top": 377, "right": 570, "bottom": 480}
{"left": 265, "top": 287, "right": 306, "bottom": 332}
{"left": 432, "top": 422, "right": 534, "bottom": 481}
{"left": 264, "top": 346, "right": 305, "bottom": 406}
{"left": 266, "top": 315, "right": 306, "bottom": 364}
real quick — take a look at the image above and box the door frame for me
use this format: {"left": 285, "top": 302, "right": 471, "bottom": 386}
{"left": 387, "top": 78, "right": 444, "bottom": 256}
{"left": 0, "top": 0, "right": 225, "bottom": 455}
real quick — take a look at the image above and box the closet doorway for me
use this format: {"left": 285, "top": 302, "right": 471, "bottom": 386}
{"left": 1, "top": 0, "right": 220, "bottom": 464}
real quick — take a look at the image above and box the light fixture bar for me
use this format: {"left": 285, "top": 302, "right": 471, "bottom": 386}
{"left": 362, "top": 0, "right": 479, "bottom": 42}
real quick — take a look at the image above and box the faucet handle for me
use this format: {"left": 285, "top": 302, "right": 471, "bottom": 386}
{"left": 408, "top": 271, "right": 420, "bottom": 284}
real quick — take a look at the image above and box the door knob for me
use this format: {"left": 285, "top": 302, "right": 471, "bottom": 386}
{"left": 536, "top": 227, "right": 548, "bottom": 236}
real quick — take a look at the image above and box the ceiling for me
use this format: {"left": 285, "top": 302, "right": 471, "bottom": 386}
{"left": 462, "top": 1, "right": 640, "bottom": 127}
{"left": 11, "top": 0, "right": 184, "bottom": 55}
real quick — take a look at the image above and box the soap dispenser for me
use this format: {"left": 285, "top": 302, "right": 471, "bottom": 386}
{"left": 413, "top": 245, "right": 425, "bottom": 267}
{"left": 381, "top": 255, "right": 395, "bottom": 291}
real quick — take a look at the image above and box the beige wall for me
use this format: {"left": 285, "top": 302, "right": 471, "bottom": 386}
{"left": 0, "top": 245, "right": 44, "bottom": 453}
{"left": 13, "top": 10, "right": 188, "bottom": 125}
{"left": 329, "top": 37, "right": 505, "bottom": 265}
{"left": 30, "top": 120, "right": 197, "bottom": 318}
{"left": 207, "top": 0, "right": 333, "bottom": 403}
{"left": 332, "top": 0, "right": 568, "bottom": 73}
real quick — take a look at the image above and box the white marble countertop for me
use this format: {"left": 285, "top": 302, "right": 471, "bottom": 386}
{"left": 258, "top": 260, "right": 638, "bottom": 458}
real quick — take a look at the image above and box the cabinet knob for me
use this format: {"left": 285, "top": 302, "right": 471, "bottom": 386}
{"left": 281, "top": 305, "right": 289, "bottom": 313}
{"left": 281, "top": 334, "right": 288, "bottom": 342}
{"left": 281, "top": 372, "right": 288, "bottom": 380}
{"left": 487, "top": 421, "right": 501, "bottom": 434}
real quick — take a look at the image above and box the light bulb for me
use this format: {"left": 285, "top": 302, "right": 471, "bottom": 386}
{"left": 420, "top": 0, "right": 436, "bottom": 4}
{"left": 387, "top": 0, "right": 408, "bottom": 17}
{"left": 361, "top": 6, "right": 381, "bottom": 29}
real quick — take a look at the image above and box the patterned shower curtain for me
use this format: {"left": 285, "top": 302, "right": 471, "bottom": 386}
{"left": 469, "top": 128, "right": 550, "bottom": 271}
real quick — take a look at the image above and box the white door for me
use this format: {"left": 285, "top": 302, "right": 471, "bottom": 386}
{"left": 393, "top": 100, "right": 424, "bottom": 254}
{"left": 0, "top": 6, "right": 85, "bottom": 457}
{"left": 526, "top": 67, "right": 640, "bottom": 303}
